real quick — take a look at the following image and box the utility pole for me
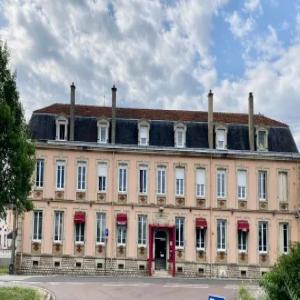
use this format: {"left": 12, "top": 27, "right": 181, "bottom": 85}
{"left": 9, "top": 206, "right": 17, "bottom": 274}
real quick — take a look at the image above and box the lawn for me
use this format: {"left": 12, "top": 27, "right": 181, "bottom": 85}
{"left": 0, "top": 267, "right": 9, "bottom": 275}
{"left": 0, "top": 286, "right": 41, "bottom": 300}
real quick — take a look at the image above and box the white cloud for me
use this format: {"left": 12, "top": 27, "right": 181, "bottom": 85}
{"left": 226, "top": 11, "right": 255, "bottom": 39}
{"left": 244, "top": 0, "right": 262, "bottom": 12}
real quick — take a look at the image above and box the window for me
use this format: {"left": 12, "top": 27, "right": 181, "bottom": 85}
{"left": 196, "top": 168, "right": 205, "bottom": 198}
{"left": 174, "top": 123, "right": 186, "bottom": 148}
{"left": 138, "top": 122, "right": 150, "bottom": 146}
{"left": 97, "top": 120, "right": 109, "bottom": 144}
{"left": 258, "top": 221, "right": 268, "bottom": 253}
{"left": 258, "top": 170, "right": 267, "bottom": 201}
{"left": 238, "top": 231, "right": 247, "bottom": 252}
{"left": 138, "top": 215, "right": 147, "bottom": 246}
{"left": 237, "top": 170, "right": 247, "bottom": 200}
{"left": 118, "top": 165, "right": 127, "bottom": 193}
{"left": 56, "top": 160, "right": 65, "bottom": 190}
{"left": 216, "top": 128, "right": 227, "bottom": 150}
{"left": 35, "top": 159, "right": 44, "bottom": 188}
{"left": 54, "top": 211, "right": 63, "bottom": 242}
{"left": 139, "top": 166, "right": 148, "bottom": 194}
{"left": 175, "top": 217, "right": 184, "bottom": 248}
{"left": 75, "top": 223, "right": 85, "bottom": 243}
{"left": 56, "top": 117, "right": 68, "bottom": 141}
{"left": 33, "top": 211, "right": 43, "bottom": 241}
{"left": 98, "top": 163, "right": 107, "bottom": 192}
{"left": 279, "top": 223, "right": 289, "bottom": 254}
{"left": 196, "top": 228, "right": 205, "bottom": 250}
{"left": 257, "top": 129, "right": 268, "bottom": 151}
{"left": 77, "top": 162, "right": 86, "bottom": 191}
{"left": 278, "top": 171, "right": 288, "bottom": 202}
{"left": 217, "top": 169, "right": 226, "bottom": 198}
{"left": 117, "top": 226, "right": 127, "bottom": 245}
{"left": 217, "top": 219, "right": 226, "bottom": 251}
{"left": 175, "top": 168, "right": 185, "bottom": 196}
{"left": 157, "top": 167, "right": 166, "bottom": 195}
{"left": 96, "top": 213, "right": 106, "bottom": 244}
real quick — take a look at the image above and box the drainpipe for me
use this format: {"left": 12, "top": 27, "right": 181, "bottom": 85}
{"left": 209, "top": 154, "right": 213, "bottom": 278}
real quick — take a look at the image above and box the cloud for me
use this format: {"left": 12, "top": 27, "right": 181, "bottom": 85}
{"left": 244, "top": 0, "right": 262, "bottom": 13}
{"left": 226, "top": 11, "right": 255, "bottom": 39}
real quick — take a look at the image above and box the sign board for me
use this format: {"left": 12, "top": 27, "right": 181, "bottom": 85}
{"left": 105, "top": 228, "right": 109, "bottom": 237}
{"left": 208, "top": 296, "right": 226, "bottom": 300}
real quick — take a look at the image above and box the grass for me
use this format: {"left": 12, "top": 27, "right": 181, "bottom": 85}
{"left": 0, "top": 286, "right": 41, "bottom": 300}
{"left": 0, "top": 267, "right": 9, "bottom": 275}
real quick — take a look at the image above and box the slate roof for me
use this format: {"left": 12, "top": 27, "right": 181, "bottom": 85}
{"left": 29, "top": 103, "right": 298, "bottom": 153}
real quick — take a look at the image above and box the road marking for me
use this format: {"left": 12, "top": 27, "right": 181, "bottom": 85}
{"left": 163, "top": 284, "right": 209, "bottom": 289}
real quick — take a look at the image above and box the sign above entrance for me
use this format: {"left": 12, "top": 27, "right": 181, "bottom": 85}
{"left": 208, "top": 295, "right": 226, "bottom": 300}
{"left": 153, "top": 213, "right": 171, "bottom": 226}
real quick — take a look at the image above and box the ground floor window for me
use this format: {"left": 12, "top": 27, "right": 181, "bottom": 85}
{"left": 238, "top": 231, "right": 247, "bottom": 252}
{"left": 175, "top": 217, "right": 184, "bottom": 248}
{"left": 33, "top": 210, "right": 43, "bottom": 241}
{"left": 117, "top": 225, "right": 127, "bottom": 245}
{"left": 96, "top": 213, "right": 106, "bottom": 244}
{"left": 138, "top": 215, "right": 147, "bottom": 246}
{"left": 196, "top": 228, "right": 205, "bottom": 250}
{"left": 279, "top": 223, "right": 289, "bottom": 254}
{"left": 258, "top": 221, "right": 268, "bottom": 253}
{"left": 75, "top": 223, "right": 85, "bottom": 243}
{"left": 217, "top": 219, "right": 226, "bottom": 251}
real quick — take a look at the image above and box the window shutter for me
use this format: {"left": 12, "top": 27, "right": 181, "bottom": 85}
{"left": 98, "top": 163, "right": 107, "bottom": 177}
{"left": 140, "top": 126, "right": 148, "bottom": 139}
{"left": 176, "top": 168, "right": 184, "bottom": 180}
{"left": 238, "top": 170, "right": 246, "bottom": 186}
{"left": 196, "top": 169, "right": 205, "bottom": 184}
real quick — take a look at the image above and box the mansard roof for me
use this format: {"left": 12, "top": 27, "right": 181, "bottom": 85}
{"left": 29, "top": 103, "right": 298, "bottom": 153}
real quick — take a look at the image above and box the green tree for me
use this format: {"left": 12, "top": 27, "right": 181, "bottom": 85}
{"left": 260, "top": 243, "right": 300, "bottom": 300}
{"left": 0, "top": 42, "right": 35, "bottom": 216}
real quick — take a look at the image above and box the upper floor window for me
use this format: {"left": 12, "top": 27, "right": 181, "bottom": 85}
{"left": 237, "top": 170, "right": 247, "bottom": 200}
{"left": 175, "top": 167, "right": 185, "bottom": 196}
{"left": 215, "top": 127, "right": 227, "bottom": 150}
{"left": 56, "top": 160, "right": 65, "bottom": 190}
{"left": 258, "top": 170, "right": 267, "bottom": 201}
{"left": 278, "top": 171, "right": 288, "bottom": 202}
{"left": 258, "top": 221, "right": 268, "bottom": 253}
{"left": 77, "top": 162, "right": 86, "bottom": 191}
{"left": 174, "top": 123, "right": 186, "bottom": 148}
{"left": 35, "top": 159, "right": 44, "bottom": 188}
{"left": 118, "top": 164, "right": 128, "bottom": 193}
{"left": 196, "top": 168, "right": 206, "bottom": 198}
{"left": 138, "top": 121, "right": 150, "bottom": 146}
{"left": 97, "top": 119, "right": 109, "bottom": 144}
{"left": 56, "top": 116, "right": 68, "bottom": 141}
{"left": 33, "top": 210, "right": 43, "bottom": 241}
{"left": 139, "top": 165, "right": 148, "bottom": 194}
{"left": 256, "top": 128, "right": 268, "bottom": 151}
{"left": 98, "top": 163, "right": 107, "bottom": 192}
{"left": 157, "top": 166, "right": 166, "bottom": 195}
{"left": 217, "top": 169, "right": 226, "bottom": 198}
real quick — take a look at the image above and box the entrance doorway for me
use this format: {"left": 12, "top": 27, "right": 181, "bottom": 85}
{"left": 155, "top": 230, "right": 167, "bottom": 270}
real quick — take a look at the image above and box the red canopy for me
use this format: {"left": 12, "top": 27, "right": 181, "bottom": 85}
{"left": 237, "top": 220, "right": 249, "bottom": 232}
{"left": 74, "top": 212, "right": 86, "bottom": 224}
{"left": 196, "top": 218, "right": 207, "bottom": 229}
{"left": 117, "top": 213, "right": 127, "bottom": 225}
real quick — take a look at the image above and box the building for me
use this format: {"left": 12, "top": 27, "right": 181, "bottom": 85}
{"left": 0, "top": 210, "right": 13, "bottom": 250}
{"left": 16, "top": 85, "right": 300, "bottom": 278}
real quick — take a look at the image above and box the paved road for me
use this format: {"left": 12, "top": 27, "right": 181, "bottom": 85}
{"left": 0, "top": 275, "right": 263, "bottom": 300}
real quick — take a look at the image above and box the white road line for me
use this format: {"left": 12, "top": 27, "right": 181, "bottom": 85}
{"left": 163, "top": 284, "right": 209, "bottom": 289}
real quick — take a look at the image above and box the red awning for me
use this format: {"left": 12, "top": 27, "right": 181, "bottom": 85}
{"left": 117, "top": 213, "right": 127, "bottom": 225}
{"left": 237, "top": 220, "right": 249, "bottom": 232}
{"left": 196, "top": 218, "right": 207, "bottom": 229}
{"left": 74, "top": 212, "right": 86, "bottom": 224}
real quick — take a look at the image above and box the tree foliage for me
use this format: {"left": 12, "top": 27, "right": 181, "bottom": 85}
{"left": 0, "top": 42, "right": 35, "bottom": 216}
{"left": 260, "top": 243, "right": 300, "bottom": 300}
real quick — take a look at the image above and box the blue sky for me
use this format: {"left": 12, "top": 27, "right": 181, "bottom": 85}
{"left": 0, "top": 0, "right": 300, "bottom": 147}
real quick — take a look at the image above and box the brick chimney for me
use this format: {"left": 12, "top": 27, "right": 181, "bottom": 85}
{"left": 70, "top": 82, "right": 75, "bottom": 141}
{"left": 248, "top": 92, "right": 254, "bottom": 151}
{"left": 111, "top": 85, "right": 117, "bottom": 144}
{"left": 208, "top": 90, "right": 214, "bottom": 149}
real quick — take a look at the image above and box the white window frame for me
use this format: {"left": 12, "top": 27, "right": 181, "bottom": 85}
{"left": 215, "top": 126, "right": 227, "bottom": 150}
{"left": 258, "top": 221, "right": 268, "bottom": 254}
{"left": 97, "top": 119, "right": 109, "bottom": 144}
{"left": 75, "top": 222, "right": 85, "bottom": 244}
{"left": 77, "top": 162, "right": 86, "bottom": 191}
{"left": 156, "top": 166, "right": 166, "bottom": 195}
{"left": 55, "top": 116, "right": 68, "bottom": 141}
{"left": 238, "top": 230, "right": 247, "bottom": 253}
{"left": 196, "top": 168, "right": 206, "bottom": 198}
{"left": 96, "top": 212, "right": 106, "bottom": 245}
{"left": 175, "top": 167, "right": 185, "bottom": 197}
{"left": 32, "top": 210, "right": 43, "bottom": 242}
{"left": 35, "top": 159, "right": 44, "bottom": 188}
{"left": 217, "top": 169, "right": 226, "bottom": 199}
{"left": 138, "top": 121, "right": 150, "bottom": 146}
{"left": 196, "top": 228, "right": 205, "bottom": 251}
{"left": 138, "top": 215, "right": 147, "bottom": 246}
{"left": 174, "top": 123, "right": 186, "bottom": 148}
{"left": 117, "top": 225, "right": 127, "bottom": 246}
{"left": 98, "top": 162, "right": 108, "bottom": 192}
{"left": 217, "top": 219, "right": 226, "bottom": 252}
{"left": 118, "top": 164, "right": 128, "bottom": 193}
{"left": 258, "top": 170, "right": 268, "bottom": 201}
{"left": 278, "top": 171, "right": 288, "bottom": 202}
{"left": 279, "top": 223, "right": 289, "bottom": 254}
{"left": 256, "top": 128, "right": 268, "bottom": 151}
{"left": 56, "top": 160, "right": 66, "bottom": 190}
{"left": 139, "top": 165, "right": 148, "bottom": 195}
{"left": 237, "top": 169, "right": 247, "bottom": 200}
{"left": 175, "top": 217, "right": 185, "bottom": 249}
{"left": 54, "top": 211, "right": 63, "bottom": 243}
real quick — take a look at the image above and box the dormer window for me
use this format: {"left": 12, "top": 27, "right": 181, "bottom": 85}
{"left": 215, "top": 126, "right": 227, "bottom": 150}
{"left": 56, "top": 116, "right": 68, "bottom": 141}
{"left": 174, "top": 123, "right": 186, "bottom": 148}
{"left": 256, "top": 128, "right": 268, "bottom": 151}
{"left": 97, "top": 119, "right": 109, "bottom": 144}
{"left": 138, "top": 121, "right": 150, "bottom": 146}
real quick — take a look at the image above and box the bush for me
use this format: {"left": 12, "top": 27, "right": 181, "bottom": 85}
{"left": 0, "top": 286, "right": 41, "bottom": 300}
{"left": 238, "top": 284, "right": 255, "bottom": 300}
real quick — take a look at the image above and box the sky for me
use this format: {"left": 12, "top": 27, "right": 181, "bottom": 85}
{"left": 1, "top": 0, "right": 300, "bottom": 148}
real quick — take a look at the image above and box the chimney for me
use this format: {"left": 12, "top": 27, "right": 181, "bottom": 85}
{"left": 208, "top": 90, "right": 214, "bottom": 149}
{"left": 70, "top": 82, "right": 76, "bottom": 141}
{"left": 111, "top": 85, "right": 117, "bottom": 144}
{"left": 248, "top": 92, "right": 254, "bottom": 151}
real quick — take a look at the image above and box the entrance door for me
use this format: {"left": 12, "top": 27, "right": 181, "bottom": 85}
{"left": 155, "top": 230, "right": 167, "bottom": 270}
